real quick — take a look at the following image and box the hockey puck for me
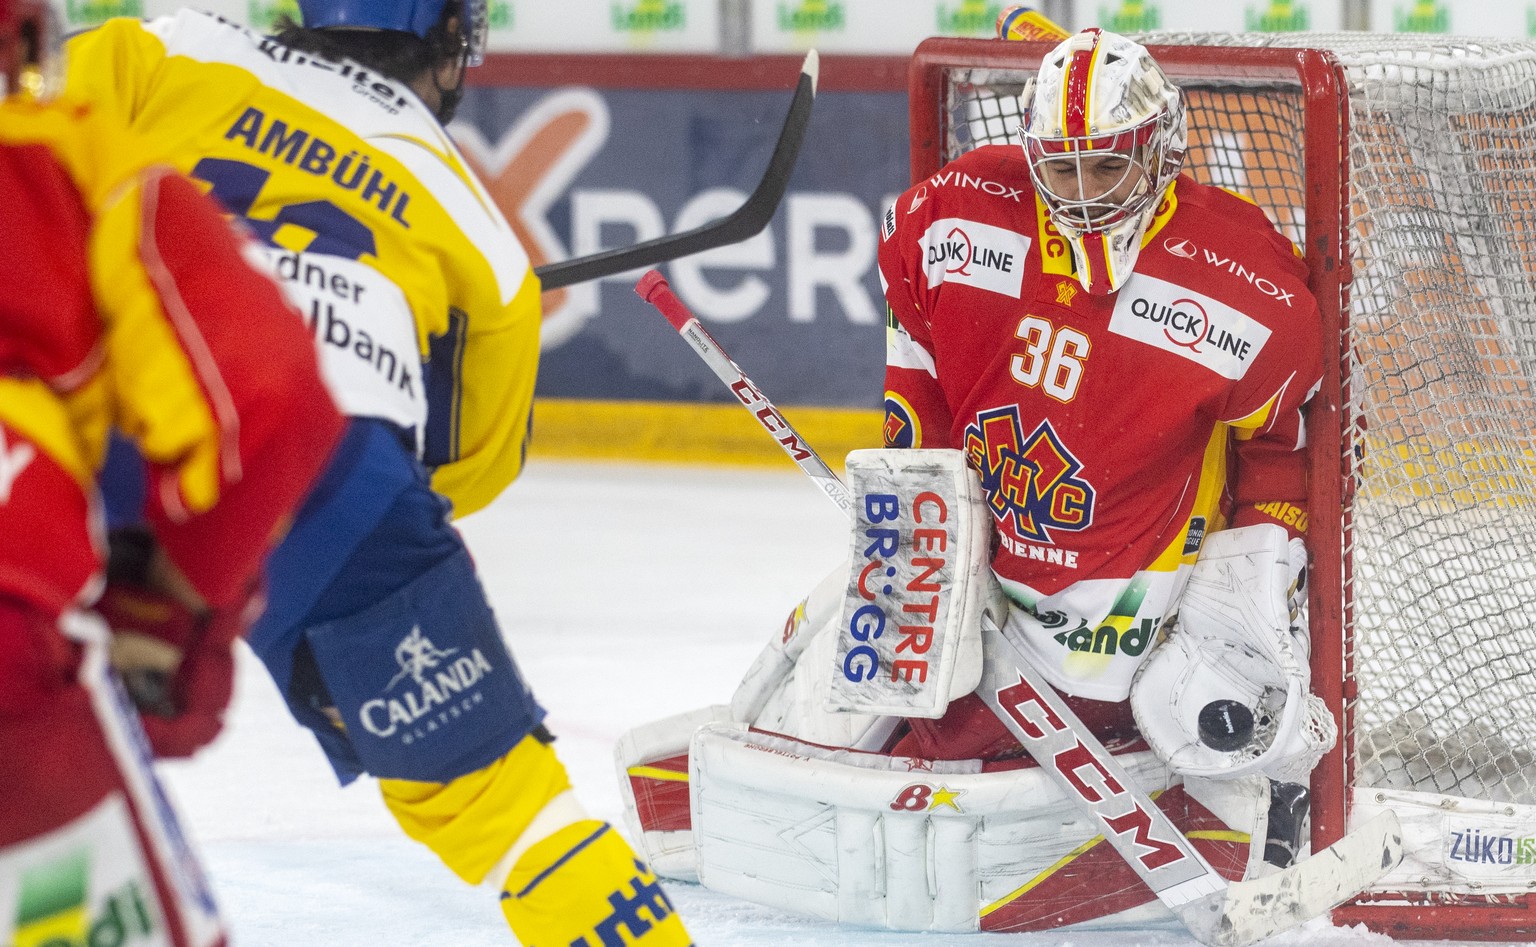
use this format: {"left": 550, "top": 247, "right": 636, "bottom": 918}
{"left": 1198, "top": 699, "right": 1254, "bottom": 752}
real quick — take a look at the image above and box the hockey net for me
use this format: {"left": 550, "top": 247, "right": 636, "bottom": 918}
{"left": 910, "top": 33, "right": 1536, "bottom": 939}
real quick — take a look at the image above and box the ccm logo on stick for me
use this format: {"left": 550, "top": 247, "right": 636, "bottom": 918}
{"left": 994, "top": 674, "right": 1188, "bottom": 872}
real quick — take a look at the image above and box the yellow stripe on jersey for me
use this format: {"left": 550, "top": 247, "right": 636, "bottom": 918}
{"left": 1036, "top": 197, "right": 1074, "bottom": 278}
{"left": 1227, "top": 389, "right": 1283, "bottom": 441}
{"left": 1149, "top": 423, "right": 1232, "bottom": 572}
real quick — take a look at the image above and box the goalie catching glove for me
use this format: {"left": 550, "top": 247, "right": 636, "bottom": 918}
{"left": 1130, "top": 523, "right": 1335, "bottom": 784}
{"left": 94, "top": 527, "right": 257, "bottom": 758}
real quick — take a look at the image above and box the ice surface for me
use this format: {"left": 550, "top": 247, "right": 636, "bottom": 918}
{"left": 157, "top": 461, "right": 1487, "bottom": 946}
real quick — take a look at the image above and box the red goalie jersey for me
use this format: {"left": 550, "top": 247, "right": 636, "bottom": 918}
{"left": 878, "top": 144, "right": 1322, "bottom": 704}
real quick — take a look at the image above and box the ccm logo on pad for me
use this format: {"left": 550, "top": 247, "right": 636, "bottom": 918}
{"left": 919, "top": 218, "right": 1030, "bottom": 298}
{"left": 1110, "top": 275, "right": 1271, "bottom": 380}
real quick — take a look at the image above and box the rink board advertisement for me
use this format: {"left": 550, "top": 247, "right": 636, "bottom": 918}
{"left": 452, "top": 64, "right": 908, "bottom": 415}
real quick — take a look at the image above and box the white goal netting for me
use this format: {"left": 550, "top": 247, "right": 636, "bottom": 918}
{"left": 930, "top": 33, "right": 1536, "bottom": 820}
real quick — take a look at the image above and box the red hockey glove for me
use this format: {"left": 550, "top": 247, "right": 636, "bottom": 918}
{"left": 95, "top": 530, "right": 255, "bottom": 758}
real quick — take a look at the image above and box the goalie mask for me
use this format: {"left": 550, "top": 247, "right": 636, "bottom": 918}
{"left": 1020, "top": 28, "right": 1187, "bottom": 295}
{"left": 0, "top": 0, "right": 60, "bottom": 99}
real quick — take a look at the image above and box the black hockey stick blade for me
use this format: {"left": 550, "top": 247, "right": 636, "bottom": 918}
{"left": 533, "top": 50, "right": 819, "bottom": 291}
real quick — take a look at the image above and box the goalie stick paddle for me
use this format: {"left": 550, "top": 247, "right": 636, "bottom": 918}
{"left": 534, "top": 51, "right": 818, "bottom": 291}
{"left": 635, "top": 270, "right": 852, "bottom": 517}
{"left": 637, "top": 270, "right": 1406, "bottom": 942}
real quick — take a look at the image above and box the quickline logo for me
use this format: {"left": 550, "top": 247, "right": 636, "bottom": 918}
{"left": 1099, "top": 0, "right": 1160, "bottom": 32}
{"left": 246, "top": 0, "right": 300, "bottom": 33}
{"left": 63, "top": 0, "right": 141, "bottom": 27}
{"left": 612, "top": 0, "right": 685, "bottom": 32}
{"left": 778, "top": 0, "right": 846, "bottom": 32}
{"left": 1246, "top": 0, "right": 1309, "bottom": 30}
{"left": 1395, "top": 0, "right": 1448, "bottom": 31}
{"left": 11, "top": 850, "right": 158, "bottom": 946}
{"left": 936, "top": 0, "right": 1002, "bottom": 34}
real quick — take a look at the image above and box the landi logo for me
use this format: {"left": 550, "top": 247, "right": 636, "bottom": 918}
{"left": 1099, "top": 0, "right": 1160, "bottom": 31}
{"left": 936, "top": 0, "right": 1002, "bottom": 35}
{"left": 12, "top": 851, "right": 158, "bottom": 945}
{"left": 64, "top": 0, "right": 140, "bottom": 28}
{"left": 489, "top": 0, "right": 514, "bottom": 29}
{"left": 779, "top": 0, "right": 846, "bottom": 33}
{"left": 613, "top": 0, "right": 686, "bottom": 32}
{"left": 1247, "top": 0, "right": 1308, "bottom": 31}
{"left": 1395, "top": 0, "right": 1448, "bottom": 32}
{"left": 246, "top": 0, "right": 300, "bottom": 33}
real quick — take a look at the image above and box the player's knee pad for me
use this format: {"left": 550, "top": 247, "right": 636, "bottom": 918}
{"left": 378, "top": 728, "right": 573, "bottom": 885}
{"left": 302, "top": 547, "right": 543, "bottom": 782}
{"left": 498, "top": 821, "right": 691, "bottom": 947}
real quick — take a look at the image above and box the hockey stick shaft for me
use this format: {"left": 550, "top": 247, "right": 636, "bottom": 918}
{"left": 534, "top": 51, "right": 818, "bottom": 291}
{"left": 635, "top": 270, "right": 853, "bottom": 517}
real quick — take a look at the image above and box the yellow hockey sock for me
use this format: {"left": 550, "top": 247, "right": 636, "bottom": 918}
{"left": 499, "top": 820, "right": 691, "bottom": 947}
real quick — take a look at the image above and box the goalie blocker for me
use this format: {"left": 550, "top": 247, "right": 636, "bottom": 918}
{"left": 618, "top": 449, "right": 1373, "bottom": 932}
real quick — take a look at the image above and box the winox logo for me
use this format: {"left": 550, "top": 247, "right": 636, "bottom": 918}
{"left": 1110, "top": 274, "right": 1272, "bottom": 380}
{"left": 919, "top": 218, "right": 1030, "bottom": 298}
{"left": 359, "top": 626, "right": 494, "bottom": 740}
{"left": 1162, "top": 237, "right": 1296, "bottom": 307}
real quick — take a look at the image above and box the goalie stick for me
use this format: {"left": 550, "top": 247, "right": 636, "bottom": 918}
{"left": 533, "top": 51, "right": 818, "bottom": 291}
{"left": 635, "top": 269, "right": 1405, "bottom": 945}
{"left": 636, "top": 270, "right": 851, "bottom": 517}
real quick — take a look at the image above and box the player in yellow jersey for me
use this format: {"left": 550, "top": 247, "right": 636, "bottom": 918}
{"left": 65, "top": 2, "right": 692, "bottom": 944}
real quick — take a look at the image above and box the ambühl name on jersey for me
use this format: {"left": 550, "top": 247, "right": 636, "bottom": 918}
{"left": 224, "top": 107, "right": 414, "bottom": 228}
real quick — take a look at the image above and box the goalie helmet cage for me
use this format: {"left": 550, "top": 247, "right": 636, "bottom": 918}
{"left": 910, "top": 34, "right": 1536, "bottom": 940}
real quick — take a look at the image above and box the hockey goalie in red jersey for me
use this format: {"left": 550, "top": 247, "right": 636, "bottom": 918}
{"left": 617, "top": 26, "right": 1345, "bottom": 936}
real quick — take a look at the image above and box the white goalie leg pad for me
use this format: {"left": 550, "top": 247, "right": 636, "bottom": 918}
{"left": 1131, "top": 524, "right": 1336, "bottom": 785}
{"left": 689, "top": 722, "right": 1177, "bottom": 932}
{"left": 825, "top": 448, "right": 1006, "bottom": 719}
{"left": 728, "top": 562, "right": 895, "bottom": 750}
{"left": 614, "top": 704, "right": 736, "bottom": 881}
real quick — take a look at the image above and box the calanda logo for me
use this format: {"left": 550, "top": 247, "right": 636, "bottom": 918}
{"left": 359, "top": 627, "right": 494, "bottom": 740}
{"left": 612, "top": 0, "right": 685, "bottom": 32}
{"left": 936, "top": 0, "right": 1002, "bottom": 35}
{"left": 779, "top": 0, "right": 845, "bottom": 32}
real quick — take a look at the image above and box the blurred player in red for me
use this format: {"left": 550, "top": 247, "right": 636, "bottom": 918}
{"left": 0, "top": 1, "right": 343, "bottom": 943}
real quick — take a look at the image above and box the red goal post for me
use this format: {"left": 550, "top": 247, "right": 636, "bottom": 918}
{"left": 910, "top": 33, "right": 1536, "bottom": 940}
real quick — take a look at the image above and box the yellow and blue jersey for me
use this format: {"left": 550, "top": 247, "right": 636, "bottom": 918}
{"left": 66, "top": 10, "right": 540, "bottom": 518}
